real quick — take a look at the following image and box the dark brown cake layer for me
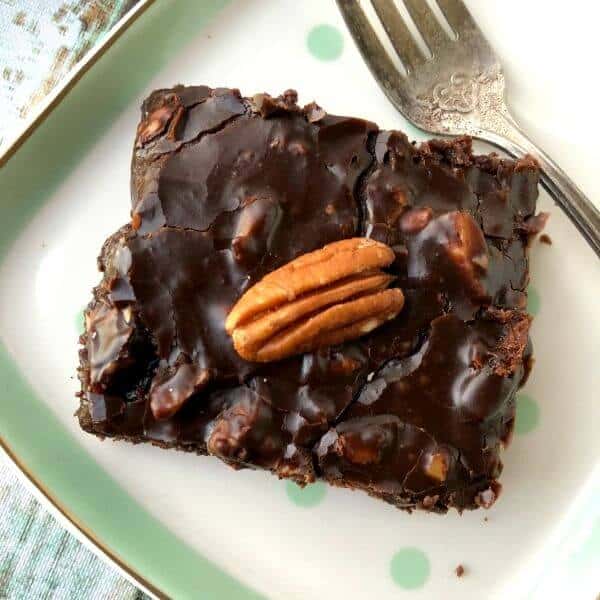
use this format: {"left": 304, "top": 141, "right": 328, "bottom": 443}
{"left": 77, "top": 86, "right": 542, "bottom": 512}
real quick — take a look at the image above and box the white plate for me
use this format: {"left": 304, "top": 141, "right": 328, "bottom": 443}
{"left": 0, "top": 1, "right": 598, "bottom": 598}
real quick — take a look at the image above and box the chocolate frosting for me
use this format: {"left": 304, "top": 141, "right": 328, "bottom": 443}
{"left": 78, "top": 86, "right": 541, "bottom": 512}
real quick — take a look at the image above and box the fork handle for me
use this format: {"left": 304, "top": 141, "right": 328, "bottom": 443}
{"left": 482, "top": 114, "right": 600, "bottom": 258}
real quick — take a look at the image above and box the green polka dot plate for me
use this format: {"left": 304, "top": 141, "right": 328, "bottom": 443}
{"left": 0, "top": 1, "right": 598, "bottom": 598}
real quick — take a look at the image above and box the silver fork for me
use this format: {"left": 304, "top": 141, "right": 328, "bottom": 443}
{"left": 337, "top": 0, "right": 600, "bottom": 257}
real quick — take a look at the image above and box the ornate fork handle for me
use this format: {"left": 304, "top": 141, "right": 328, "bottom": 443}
{"left": 336, "top": 0, "right": 600, "bottom": 257}
{"left": 482, "top": 113, "right": 600, "bottom": 257}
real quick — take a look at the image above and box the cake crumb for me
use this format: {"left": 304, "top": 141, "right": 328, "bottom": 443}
{"left": 539, "top": 233, "right": 552, "bottom": 245}
{"left": 455, "top": 564, "right": 465, "bottom": 578}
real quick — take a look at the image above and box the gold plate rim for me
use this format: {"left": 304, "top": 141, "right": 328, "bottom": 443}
{"left": 0, "top": 438, "right": 165, "bottom": 599}
{"left": 0, "top": 0, "right": 158, "bottom": 169}
{"left": 0, "top": 2, "right": 165, "bottom": 595}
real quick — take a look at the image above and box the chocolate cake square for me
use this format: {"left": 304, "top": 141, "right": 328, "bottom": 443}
{"left": 78, "top": 86, "right": 542, "bottom": 512}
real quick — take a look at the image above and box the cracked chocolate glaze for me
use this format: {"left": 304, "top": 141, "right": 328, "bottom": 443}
{"left": 78, "top": 86, "right": 542, "bottom": 511}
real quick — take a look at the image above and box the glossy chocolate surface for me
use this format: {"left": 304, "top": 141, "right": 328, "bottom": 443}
{"left": 78, "top": 86, "right": 541, "bottom": 511}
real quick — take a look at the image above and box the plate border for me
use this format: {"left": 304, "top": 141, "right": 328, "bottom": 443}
{"left": 0, "top": 1, "right": 161, "bottom": 594}
{"left": 0, "top": 1, "right": 597, "bottom": 597}
{"left": 0, "top": 442, "right": 163, "bottom": 599}
{"left": 1, "top": 1, "right": 157, "bottom": 594}
{"left": 0, "top": 1, "right": 262, "bottom": 598}
{"left": 0, "top": 0, "right": 156, "bottom": 168}
{"left": 0, "top": 338, "right": 261, "bottom": 599}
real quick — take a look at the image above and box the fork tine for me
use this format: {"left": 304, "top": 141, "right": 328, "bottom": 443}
{"left": 435, "top": 0, "right": 478, "bottom": 38}
{"left": 435, "top": 0, "right": 495, "bottom": 59}
{"left": 402, "top": 0, "right": 449, "bottom": 55}
{"left": 371, "top": 0, "right": 424, "bottom": 73}
{"left": 336, "top": 0, "right": 408, "bottom": 108}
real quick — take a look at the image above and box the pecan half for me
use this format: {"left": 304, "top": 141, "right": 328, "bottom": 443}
{"left": 226, "top": 238, "right": 404, "bottom": 362}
